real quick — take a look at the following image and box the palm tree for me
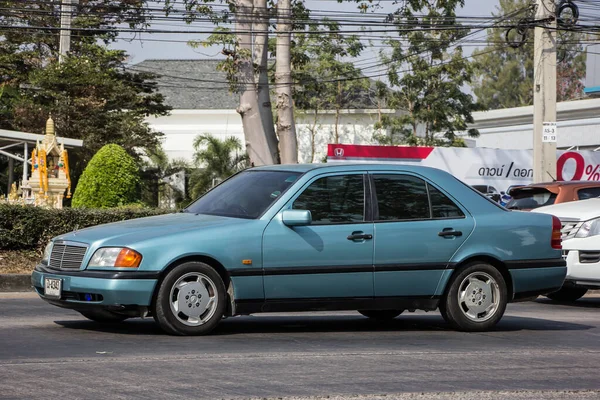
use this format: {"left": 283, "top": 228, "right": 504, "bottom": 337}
{"left": 189, "top": 134, "right": 248, "bottom": 198}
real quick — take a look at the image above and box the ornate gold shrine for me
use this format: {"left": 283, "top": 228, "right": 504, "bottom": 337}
{"left": 27, "top": 116, "right": 72, "bottom": 208}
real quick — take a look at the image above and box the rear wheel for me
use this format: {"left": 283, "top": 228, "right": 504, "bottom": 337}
{"left": 440, "top": 262, "right": 507, "bottom": 332}
{"left": 79, "top": 310, "right": 128, "bottom": 323}
{"left": 153, "top": 261, "right": 226, "bottom": 336}
{"left": 546, "top": 286, "right": 588, "bottom": 302}
{"left": 358, "top": 310, "right": 403, "bottom": 320}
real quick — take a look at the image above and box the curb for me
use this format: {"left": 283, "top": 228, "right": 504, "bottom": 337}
{"left": 0, "top": 274, "right": 33, "bottom": 292}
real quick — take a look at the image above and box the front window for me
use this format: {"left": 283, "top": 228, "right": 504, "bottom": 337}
{"left": 185, "top": 170, "right": 301, "bottom": 219}
{"left": 506, "top": 188, "right": 557, "bottom": 210}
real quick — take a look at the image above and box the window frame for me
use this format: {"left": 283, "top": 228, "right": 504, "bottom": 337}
{"left": 368, "top": 172, "right": 467, "bottom": 223}
{"left": 288, "top": 172, "right": 372, "bottom": 226}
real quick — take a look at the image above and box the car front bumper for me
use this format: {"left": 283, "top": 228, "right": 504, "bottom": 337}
{"left": 563, "top": 238, "right": 600, "bottom": 289}
{"left": 31, "top": 265, "right": 159, "bottom": 311}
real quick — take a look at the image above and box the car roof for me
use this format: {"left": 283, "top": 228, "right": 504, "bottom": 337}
{"left": 250, "top": 163, "right": 442, "bottom": 174}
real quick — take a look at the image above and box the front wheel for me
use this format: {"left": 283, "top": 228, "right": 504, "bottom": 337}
{"left": 546, "top": 286, "right": 588, "bottom": 302}
{"left": 358, "top": 310, "right": 403, "bottom": 320}
{"left": 440, "top": 263, "right": 507, "bottom": 332}
{"left": 79, "top": 309, "right": 128, "bottom": 323}
{"left": 153, "top": 261, "right": 226, "bottom": 336}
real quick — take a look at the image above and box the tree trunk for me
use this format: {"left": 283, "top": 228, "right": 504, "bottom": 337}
{"left": 235, "top": 0, "right": 277, "bottom": 166}
{"left": 253, "top": 0, "right": 279, "bottom": 162}
{"left": 275, "top": 0, "right": 298, "bottom": 164}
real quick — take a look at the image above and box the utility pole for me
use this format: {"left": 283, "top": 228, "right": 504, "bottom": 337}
{"left": 533, "top": 0, "right": 557, "bottom": 183}
{"left": 59, "top": 0, "right": 74, "bottom": 63}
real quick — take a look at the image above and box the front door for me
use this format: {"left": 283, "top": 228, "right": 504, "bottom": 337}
{"left": 262, "top": 173, "right": 374, "bottom": 300}
{"left": 370, "top": 173, "right": 475, "bottom": 297}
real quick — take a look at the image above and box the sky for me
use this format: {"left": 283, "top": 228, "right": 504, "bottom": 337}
{"left": 110, "top": 0, "right": 502, "bottom": 64}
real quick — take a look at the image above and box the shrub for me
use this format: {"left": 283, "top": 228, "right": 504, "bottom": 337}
{"left": 0, "top": 204, "right": 171, "bottom": 252}
{"left": 72, "top": 144, "right": 141, "bottom": 208}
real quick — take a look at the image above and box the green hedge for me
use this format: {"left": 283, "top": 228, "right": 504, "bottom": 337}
{"left": 0, "top": 204, "right": 172, "bottom": 252}
{"left": 72, "top": 144, "right": 141, "bottom": 208}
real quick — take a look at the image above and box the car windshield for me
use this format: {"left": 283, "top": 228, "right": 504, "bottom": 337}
{"left": 184, "top": 170, "right": 301, "bottom": 219}
{"left": 506, "top": 188, "right": 557, "bottom": 210}
{"left": 472, "top": 185, "right": 487, "bottom": 193}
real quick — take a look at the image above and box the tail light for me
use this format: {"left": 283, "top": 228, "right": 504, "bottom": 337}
{"left": 551, "top": 215, "right": 562, "bottom": 250}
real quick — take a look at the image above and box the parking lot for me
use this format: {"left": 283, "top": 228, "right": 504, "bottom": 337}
{"left": 1, "top": 293, "right": 599, "bottom": 400}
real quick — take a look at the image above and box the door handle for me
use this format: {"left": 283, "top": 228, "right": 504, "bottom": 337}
{"left": 347, "top": 233, "right": 373, "bottom": 241}
{"left": 438, "top": 229, "right": 462, "bottom": 238}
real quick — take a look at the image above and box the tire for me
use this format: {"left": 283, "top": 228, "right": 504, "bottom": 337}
{"left": 153, "top": 261, "right": 226, "bottom": 336}
{"left": 440, "top": 262, "right": 508, "bottom": 332}
{"left": 546, "top": 286, "right": 588, "bottom": 302}
{"left": 79, "top": 309, "right": 128, "bottom": 323}
{"left": 358, "top": 309, "right": 403, "bottom": 320}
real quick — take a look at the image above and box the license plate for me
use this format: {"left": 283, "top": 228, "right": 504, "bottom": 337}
{"left": 44, "top": 278, "right": 62, "bottom": 298}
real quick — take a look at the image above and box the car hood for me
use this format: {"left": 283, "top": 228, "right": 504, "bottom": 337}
{"left": 54, "top": 212, "right": 251, "bottom": 246}
{"left": 534, "top": 198, "right": 600, "bottom": 221}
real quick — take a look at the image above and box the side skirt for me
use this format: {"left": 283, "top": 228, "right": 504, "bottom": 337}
{"left": 234, "top": 296, "right": 440, "bottom": 315}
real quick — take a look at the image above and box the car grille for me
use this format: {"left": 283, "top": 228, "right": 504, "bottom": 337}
{"left": 49, "top": 243, "right": 88, "bottom": 270}
{"left": 580, "top": 252, "right": 600, "bottom": 264}
{"left": 561, "top": 220, "right": 582, "bottom": 240}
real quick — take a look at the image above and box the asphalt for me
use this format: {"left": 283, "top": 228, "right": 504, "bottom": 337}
{"left": 0, "top": 293, "right": 599, "bottom": 400}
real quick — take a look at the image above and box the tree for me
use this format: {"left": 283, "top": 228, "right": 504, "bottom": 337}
{"left": 142, "top": 146, "right": 191, "bottom": 208}
{"left": 175, "top": 0, "right": 372, "bottom": 164}
{"left": 72, "top": 144, "right": 141, "bottom": 208}
{"left": 290, "top": 18, "right": 368, "bottom": 161}
{"left": 377, "top": 0, "right": 480, "bottom": 146}
{"left": 472, "top": 0, "right": 587, "bottom": 109}
{"left": 0, "top": 0, "right": 169, "bottom": 186}
{"left": 188, "top": 135, "right": 248, "bottom": 199}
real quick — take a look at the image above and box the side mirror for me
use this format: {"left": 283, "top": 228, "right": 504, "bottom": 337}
{"left": 282, "top": 210, "right": 312, "bottom": 227}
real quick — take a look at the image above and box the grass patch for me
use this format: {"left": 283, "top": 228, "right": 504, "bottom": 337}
{"left": 0, "top": 250, "right": 40, "bottom": 274}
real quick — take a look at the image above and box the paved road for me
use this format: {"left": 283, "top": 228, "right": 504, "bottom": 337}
{"left": 1, "top": 293, "right": 599, "bottom": 400}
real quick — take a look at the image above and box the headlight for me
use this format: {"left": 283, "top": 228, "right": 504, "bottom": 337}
{"left": 575, "top": 217, "right": 600, "bottom": 238}
{"left": 42, "top": 242, "right": 53, "bottom": 264}
{"left": 88, "top": 247, "right": 142, "bottom": 268}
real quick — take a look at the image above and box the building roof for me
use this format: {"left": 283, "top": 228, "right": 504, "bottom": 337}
{"left": 131, "top": 59, "right": 239, "bottom": 110}
{"left": 131, "top": 59, "right": 381, "bottom": 111}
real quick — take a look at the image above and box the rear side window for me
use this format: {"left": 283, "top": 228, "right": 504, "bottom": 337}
{"left": 372, "top": 174, "right": 464, "bottom": 221}
{"left": 506, "top": 188, "right": 557, "bottom": 210}
{"left": 428, "top": 184, "right": 465, "bottom": 218}
{"left": 578, "top": 187, "right": 600, "bottom": 200}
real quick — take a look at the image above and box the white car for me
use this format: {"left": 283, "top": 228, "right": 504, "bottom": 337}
{"left": 535, "top": 198, "right": 600, "bottom": 301}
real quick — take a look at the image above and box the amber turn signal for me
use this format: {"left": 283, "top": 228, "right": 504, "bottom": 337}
{"left": 114, "top": 248, "right": 143, "bottom": 268}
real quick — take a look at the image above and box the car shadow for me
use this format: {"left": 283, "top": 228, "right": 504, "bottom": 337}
{"left": 53, "top": 312, "right": 594, "bottom": 336}
{"left": 535, "top": 297, "right": 600, "bottom": 309}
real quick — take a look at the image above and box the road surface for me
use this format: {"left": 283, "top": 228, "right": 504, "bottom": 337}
{"left": 1, "top": 293, "right": 599, "bottom": 399}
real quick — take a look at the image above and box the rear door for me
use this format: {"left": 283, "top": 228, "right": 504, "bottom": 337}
{"left": 370, "top": 173, "right": 475, "bottom": 297}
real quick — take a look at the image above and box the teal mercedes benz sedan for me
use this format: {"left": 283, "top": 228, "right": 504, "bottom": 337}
{"left": 32, "top": 164, "right": 566, "bottom": 335}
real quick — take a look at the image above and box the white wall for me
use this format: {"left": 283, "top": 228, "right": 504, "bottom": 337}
{"left": 464, "top": 118, "right": 600, "bottom": 150}
{"left": 460, "top": 99, "right": 600, "bottom": 150}
{"left": 147, "top": 109, "right": 392, "bottom": 163}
